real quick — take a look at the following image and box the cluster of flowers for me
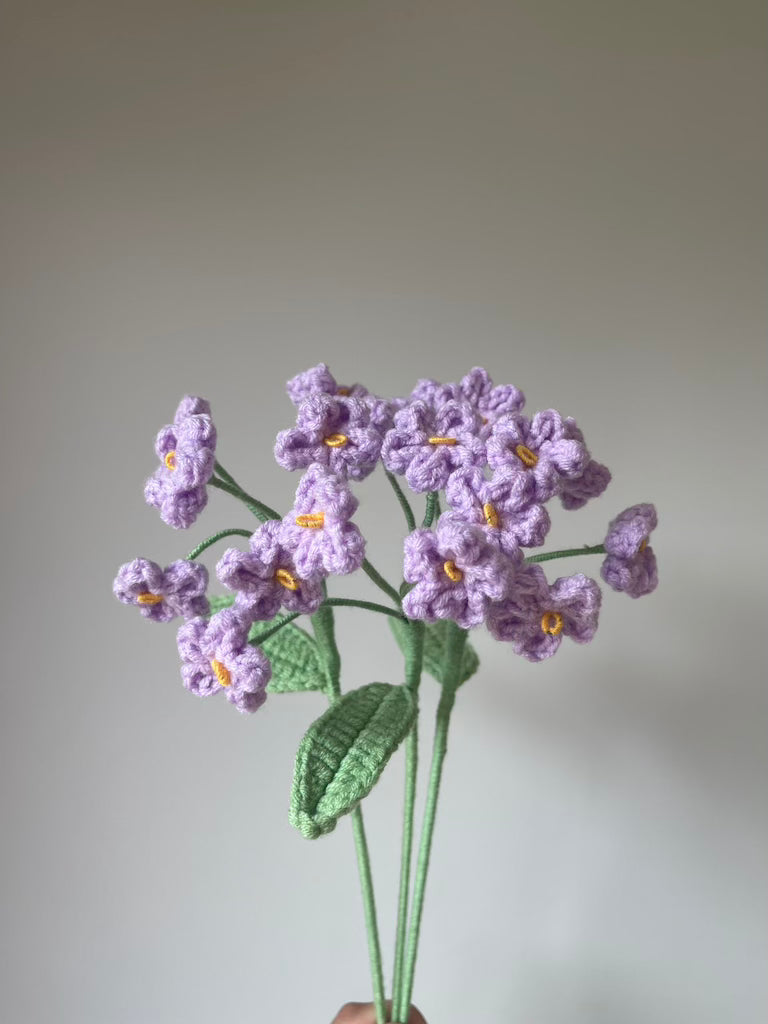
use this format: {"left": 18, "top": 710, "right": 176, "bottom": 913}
{"left": 114, "top": 365, "right": 658, "bottom": 712}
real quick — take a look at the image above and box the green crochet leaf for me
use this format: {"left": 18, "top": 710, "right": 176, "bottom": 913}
{"left": 389, "top": 618, "right": 479, "bottom": 687}
{"left": 207, "top": 595, "right": 327, "bottom": 694}
{"left": 260, "top": 623, "right": 328, "bottom": 694}
{"left": 290, "top": 683, "right": 416, "bottom": 839}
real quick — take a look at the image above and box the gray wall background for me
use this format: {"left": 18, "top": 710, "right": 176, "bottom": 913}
{"left": 1, "top": 2, "right": 766, "bottom": 1022}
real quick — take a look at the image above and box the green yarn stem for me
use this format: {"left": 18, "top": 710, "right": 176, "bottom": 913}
{"left": 398, "top": 622, "right": 467, "bottom": 1021}
{"left": 350, "top": 805, "right": 387, "bottom": 1024}
{"left": 249, "top": 612, "right": 302, "bottom": 646}
{"left": 526, "top": 543, "right": 605, "bottom": 564}
{"left": 213, "top": 460, "right": 282, "bottom": 520}
{"left": 362, "top": 559, "right": 402, "bottom": 606}
{"left": 311, "top": 600, "right": 387, "bottom": 1024}
{"left": 209, "top": 477, "right": 280, "bottom": 523}
{"left": 391, "top": 620, "right": 424, "bottom": 1021}
{"left": 186, "top": 528, "right": 253, "bottom": 560}
{"left": 323, "top": 597, "right": 407, "bottom": 621}
{"left": 386, "top": 471, "right": 416, "bottom": 533}
{"left": 421, "top": 491, "right": 438, "bottom": 529}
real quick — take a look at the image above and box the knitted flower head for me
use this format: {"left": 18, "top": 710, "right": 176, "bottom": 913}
{"left": 114, "top": 363, "right": 658, "bottom": 1021}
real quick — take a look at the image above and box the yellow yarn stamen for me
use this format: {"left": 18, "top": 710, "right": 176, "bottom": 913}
{"left": 443, "top": 560, "right": 464, "bottom": 583}
{"left": 428, "top": 436, "right": 457, "bottom": 446}
{"left": 638, "top": 538, "right": 648, "bottom": 553}
{"left": 324, "top": 433, "right": 348, "bottom": 448}
{"left": 337, "top": 386, "right": 351, "bottom": 396}
{"left": 295, "top": 512, "right": 325, "bottom": 529}
{"left": 211, "top": 659, "right": 231, "bottom": 687}
{"left": 515, "top": 444, "right": 538, "bottom": 468}
{"left": 540, "top": 611, "right": 564, "bottom": 636}
{"left": 164, "top": 450, "right": 177, "bottom": 470}
{"left": 275, "top": 568, "right": 300, "bottom": 591}
{"left": 483, "top": 502, "right": 500, "bottom": 528}
{"left": 137, "top": 592, "right": 164, "bottom": 605}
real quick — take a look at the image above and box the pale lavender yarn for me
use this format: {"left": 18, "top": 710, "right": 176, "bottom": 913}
{"left": 486, "top": 411, "right": 588, "bottom": 502}
{"left": 557, "top": 417, "right": 611, "bottom": 510}
{"left": 286, "top": 362, "right": 369, "bottom": 406}
{"left": 280, "top": 465, "right": 366, "bottom": 577}
{"left": 410, "top": 368, "right": 525, "bottom": 439}
{"left": 144, "top": 395, "right": 217, "bottom": 529}
{"left": 443, "top": 466, "right": 550, "bottom": 553}
{"left": 560, "top": 459, "right": 612, "bottom": 510}
{"left": 286, "top": 362, "right": 402, "bottom": 434}
{"left": 113, "top": 557, "right": 209, "bottom": 622}
{"left": 216, "top": 520, "right": 324, "bottom": 621}
{"left": 487, "top": 565, "right": 601, "bottom": 662}
{"left": 402, "top": 520, "right": 511, "bottom": 629}
{"left": 275, "top": 394, "right": 383, "bottom": 481}
{"left": 381, "top": 399, "right": 486, "bottom": 493}
{"left": 177, "top": 608, "right": 271, "bottom": 713}
{"left": 601, "top": 504, "right": 658, "bottom": 598}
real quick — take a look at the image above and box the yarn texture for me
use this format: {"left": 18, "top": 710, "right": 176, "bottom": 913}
{"left": 113, "top": 362, "right": 659, "bottom": 1024}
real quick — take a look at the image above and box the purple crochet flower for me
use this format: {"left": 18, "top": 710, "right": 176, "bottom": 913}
{"left": 402, "top": 519, "right": 512, "bottom": 629}
{"left": 443, "top": 466, "right": 550, "bottom": 554}
{"left": 410, "top": 368, "right": 525, "bottom": 438}
{"left": 280, "top": 465, "right": 365, "bottom": 577}
{"left": 487, "top": 565, "right": 601, "bottom": 662}
{"left": 381, "top": 399, "right": 486, "bottom": 493}
{"left": 556, "top": 417, "right": 611, "bottom": 510}
{"left": 177, "top": 608, "right": 271, "bottom": 713}
{"left": 216, "top": 520, "right": 324, "bottom": 621}
{"left": 113, "top": 557, "right": 209, "bottom": 622}
{"left": 275, "top": 394, "right": 383, "bottom": 481}
{"left": 457, "top": 367, "right": 525, "bottom": 437}
{"left": 286, "top": 363, "right": 370, "bottom": 406}
{"left": 601, "top": 504, "right": 658, "bottom": 598}
{"left": 144, "top": 395, "right": 217, "bottom": 529}
{"left": 486, "top": 411, "right": 588, "bottom": 502}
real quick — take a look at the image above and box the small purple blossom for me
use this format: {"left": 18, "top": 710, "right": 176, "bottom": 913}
{"left": 381, "top": 399, "right": 486, "bottom": 493}
{"left": 275, "top": 394, "right": 383, "bottom": 481}
{"left": 601, "top": 504, "right": 658, "bottom": 598}
{"left": 560, "top": 460, "right": 612, "bottom": 510}
{"left": 113, "top": 557, "right": 209, "bottom": 622}
{"left": 286, "top": 363, "right": 370, "bottom": 406}
{"left": 177, "top": 608, "right": 271, "bottom": 713}
{"left": 443, "top": 466, "right": 550, "bottom": 554}
{"left": 216, "top": 520, "right": 324, "bottom": 621}
{"left": 458, "top": 367, "right": 525, "bottom": 436}
{"left": 144, "top": 395, "right": 217, "bottom": 529}
{"left": 280, "top": 465, "right": 365, "bottom": 577}
{"left": 486, "top": 411, "right": 588, "bottom": 502}
{"left": 410, "top": 368, "right": 525, "bottom": 439}
{"left": 556, "top": 417, "right": 611, "bottom": 509}
{"left": 487, "top": 565, "right": 601, "bottom": 662}
{"left": 402, "top": 520, "right": 512, "bottom": 629}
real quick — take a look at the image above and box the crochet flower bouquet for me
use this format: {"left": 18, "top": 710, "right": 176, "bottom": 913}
{"left": 114, "top": 366, "right": 658, "bottom": 1023}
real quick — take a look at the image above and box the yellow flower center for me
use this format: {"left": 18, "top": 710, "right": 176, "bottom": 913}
{"left": 336, "top": 386, "right": 351, "bottom": 396}
{"left": 211, "top": 659, "right": 231, "bottom": 687}
{"left": 515, "top": 444, "right": 538, "bottom": 468}
{"left": 428, "top": 436, "right": 457, "bottom": 446}
{"left": 295, "top": 512, "right": 325, "bottom": 529}
{"left": 540, "top": 611, "right": 564, "bottom": 636}
{"left": 443, "top": 560, "right": 464, "bottom": 583}
{"left": 275, "top": 568, "right": 300, "bottom": 591}
{"left": 137, "top": 592, "right": 164, "bottom": 605}
{"left": 324, "top": 433, "right": 348, "bottom": 448}
{"left": 638, "top": 538, "right": 648, "bottom": 553}
{"left": 483, "top": 502, "right": 499, "bottom": 528}
{"left": 164, "top": 450, "right": 177, "bottom": 470}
